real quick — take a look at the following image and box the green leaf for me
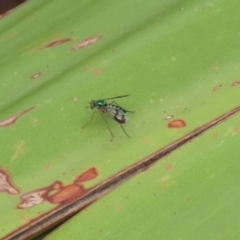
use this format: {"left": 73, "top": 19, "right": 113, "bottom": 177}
{"left": 0, "top": 0, "right": 240, "bottom": 239}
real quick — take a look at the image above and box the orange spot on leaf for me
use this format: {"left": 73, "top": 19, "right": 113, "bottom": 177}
{"left": 168, "top": 119, "right": 186, "bottom": 128}
{"left": 75, "top": 168, "right": 98, "bottom": 183}
{"left": 48, "top": 184, "right": 87, "bottom": 205}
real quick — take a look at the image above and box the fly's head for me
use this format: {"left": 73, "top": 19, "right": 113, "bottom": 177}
{"left": 89, "top": 99, "right": 106, "bottom": 109}
{"left": 89, "top": 100, "right": 96, "bottom": 109}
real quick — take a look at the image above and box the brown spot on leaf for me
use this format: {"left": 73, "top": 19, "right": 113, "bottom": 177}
{"left": 18, "top": 182, "right": 62, "bottom": 209}
{"left": 168, "top": 119, "right": 186, "bottom": 128}
{"left": 17, "top": 167, "right": 98, "bottom": 208}
{"left": 165, "top": 164, "right": 173, "bottom": 171}
{"left": 0, "top": 106, "right": 35, "bottom": 127}
{"left": 75, "top": 167, "right": 98, "bottom": 183}
{"left": 0, "top": 168, "right": 19, "bottom": 195}
{"left": 18, "top": 190, "right": 47, "bottom": 209}
{"left": 93, "top": 69, "right": 102, "bottom": 75}
{"left": 213, "top": 84, "right": 223, "bottom": 92}
{"left": 31, "top": 72, "right": 41, "bottom": 79}
{"left": 72, "top": 36, "right": 101, "bottom": 50}
{"left": 48, "top": 185, "right": 87, "bottom": 205}
{"left": 231, "top": 81, "right": 240, "bottom": 86}
{"left": 73, "top": 97, "right": 78, "bottom": 103}
{"left": 44, "top": 38, "right": 72, "bottom": 48}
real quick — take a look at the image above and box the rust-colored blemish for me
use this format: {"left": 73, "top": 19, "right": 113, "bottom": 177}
{"left": 165, "top": 164, "right": 173, "bottom": 171}
{"left": 31, "top": 72, "right": 41, "bottom": 79}
{"left": 48, "top": 185, "right": 87, "bottom": 205}
{"left": 17, "top": 167, "right": 98, "bottom": 209}
{"left": 18, "top": 181, "right": 62, "bottom": 209}
{"left": 231, "top": 81, "right": 240, "bottom": 86}
{"left": 213, "top": 84, "right": 223, "bottom": 92}
{"left": 93, "top": 69, "right": 102, "bottom": 75}
{"left": 0, "top": 168, "right": 19, "bottom": 194}
{"left": 44, "top": 38, "right": 72, "bottom": 48}
{"left": 75, "top": 167, "right": 98, "bottom": 183}
{"left": 168, "top": 119, "right": 186, "bottom": 128}
{"left": 0, "top": 106, "right": 35, "bottom": 127}
{"left": 72, "top": 36, "right": 101, "bottom": 50}
{"left": 18, "top": 189, "right": 48, "bottom": 209}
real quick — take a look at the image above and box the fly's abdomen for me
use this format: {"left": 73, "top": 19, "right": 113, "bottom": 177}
{"left": 114, "top": 112, "right": 128, "bottom": 124}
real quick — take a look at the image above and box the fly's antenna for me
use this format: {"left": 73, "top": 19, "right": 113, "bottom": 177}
{"left": 103, "top": 94, "right": 131, "bottom": 101}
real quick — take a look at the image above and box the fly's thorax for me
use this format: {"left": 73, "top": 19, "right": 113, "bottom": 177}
{"left": 95, "top": 99, "right": 107, "bottom": 109}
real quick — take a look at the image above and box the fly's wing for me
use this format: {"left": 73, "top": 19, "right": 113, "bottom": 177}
{"left": 104, "top": 105, "right": 128, "bottom": 124}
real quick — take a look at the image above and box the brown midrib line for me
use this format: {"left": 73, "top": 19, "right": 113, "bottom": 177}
{"left": 5, "top": 105, "right": 240, "bottom": 240}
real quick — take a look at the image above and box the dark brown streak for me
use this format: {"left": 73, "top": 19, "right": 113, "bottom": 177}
{"left": 4, "top": 105, "right": 240, "bottom": 240}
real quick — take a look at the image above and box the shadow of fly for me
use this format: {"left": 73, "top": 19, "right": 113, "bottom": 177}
{"left": 82, "top": 94, "right": 134, "bottom": 138}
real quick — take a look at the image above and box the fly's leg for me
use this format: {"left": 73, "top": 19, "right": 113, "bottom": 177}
{"left": 119, "top": 124, "right": 130, "bottom": 138}
{"left": 82, "top": 111, "right": 114, "bottom": 138}
{"left": 99, "top": 112, "right": 114, "bottom": 138}
{"left": 82, "top": 111, "right": 98, "bottom": 129}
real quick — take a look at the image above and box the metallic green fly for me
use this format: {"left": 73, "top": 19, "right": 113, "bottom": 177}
{"left": 82, "top": 94, "right": 134, "bottom": 138}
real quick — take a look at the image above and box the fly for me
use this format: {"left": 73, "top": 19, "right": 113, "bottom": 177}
{"left": 82, "top": 94, "right": 134, "bottom": 138}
